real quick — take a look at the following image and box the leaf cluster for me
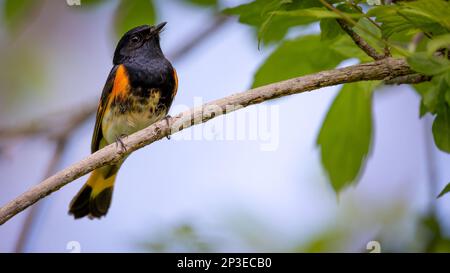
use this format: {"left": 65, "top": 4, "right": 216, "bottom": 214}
{"left": 225, "top": 0, "right": 450, "bottom": 195}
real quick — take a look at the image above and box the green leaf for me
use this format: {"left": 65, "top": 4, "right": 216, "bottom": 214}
{"left": 368, "top": 0, "right": 450, "bottom": 38}
{"left": 270, "top": 7, "right": 362, "bottom": 20}
{"left": 81, "top": 0, "right": 106, "bottom": 6}
{"left": 2, "top": 0, "right": 38, "bottom": 31}
{"left": 427, "top": 34, "right": 450, "bottom": 56}
{"left": 252, "top": 35, "right": 346, "bottom": 88}
{"left": 415, "top": 81, "right": 440, "bottom": 115}
{"left": 223, "top": 0, "right": 324, "bottom": 44}
{"left": 446, "top": 71, "right": 450, "bottom": 87}
{"left": 407, "top": 53, "right": 450, "bottom": 76}
{"left": 330, "top": 35, "right": 373, "bottom": 62}
{"left": 437, "top": 183, "right": 450, "bottom": 198}
{"left": 184, "top": 0, "right": 217, "bottom": 7}
{"left": 353, "top": 17, "right": 384, "bottom": 54}
{"left": 367, "top": 6, "right": 414, "bottom": 38}
{"left": 415, "top": 73, "right": 450, "bottom": 117}
{"left": 446, "top": 85, "right": 450, "bottom": 106}
{"left": 433, "top": 104, "right": 450, "bottom": 153}
{"left": 317, "top": 81, "right": 378, "bottom": 193}
{"left": 223, "top": 0, "right": 283, "bottom": 27}
{"left": 223, "top": 0, "right": 284, "bottom": 43}
{"left": 259, "top": 6, "right": 362, "bottom": 44}
{"left": 320, "top": 18, "right": 344, "bottom": 41}
{"left": 401, "top": 0, "right": 450, "bottom": 31}
{"left": 258, "top": 13, "right": 316, "bottom": 44}
{"left": 114, "top": 0, "right": 156, "bottom": 38}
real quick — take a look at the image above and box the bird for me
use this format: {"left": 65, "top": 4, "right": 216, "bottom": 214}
{"left": 69, "top": 22, "right": 178, "bottom": 219}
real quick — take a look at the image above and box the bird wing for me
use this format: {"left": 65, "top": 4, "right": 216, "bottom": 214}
{"left": 91, "top": 65, "right": 121, "bottom": 153}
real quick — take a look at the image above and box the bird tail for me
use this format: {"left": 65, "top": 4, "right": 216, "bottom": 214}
{"left": 69, "top": 164, "right": 121, "bottom": 219}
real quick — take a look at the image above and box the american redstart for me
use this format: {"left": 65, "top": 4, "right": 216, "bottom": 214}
{"left": 69, "top": 22, "right": 178, "bottom": 219}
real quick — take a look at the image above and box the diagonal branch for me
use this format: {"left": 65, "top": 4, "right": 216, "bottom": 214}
{"left": 0, "top": 58, "right": 417, "bottom": 225}
{"left": 318, "top": 0, "right": 386, "bottom": 60}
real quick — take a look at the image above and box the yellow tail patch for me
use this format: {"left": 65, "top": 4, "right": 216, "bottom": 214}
{"left": 86, "top": 167, "right": 117, "bottom": 197}
{"left": 69, "top": 164, "right": 121, "bottom": 219}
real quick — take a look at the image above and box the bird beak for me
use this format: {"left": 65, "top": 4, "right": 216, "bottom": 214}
{"left": 154, "top": 22, "right": 167, "bottom": 34}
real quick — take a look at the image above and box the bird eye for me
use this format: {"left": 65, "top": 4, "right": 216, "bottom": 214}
{"left": 130, "top": 35, "right": 141, "bottom": 44}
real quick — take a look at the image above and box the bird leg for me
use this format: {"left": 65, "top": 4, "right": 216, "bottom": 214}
{"left": 115, "top": 134, "right": 128, "bottom": 153}
{"left": 163, "top": 115, "right": 172, "bottom": 140}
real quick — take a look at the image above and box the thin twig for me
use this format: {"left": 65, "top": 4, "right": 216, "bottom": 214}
{"left": 319, "top": 0, "right": 386, "bottom": 60}
{"left": 348, "top": 0, "right": 391, "bottom": 57}
{"left": 0, "top": 104, "right": 96, "bottom": 140}
{"left": 348, "top": 2, "right": 382, "bottom": 31}
{"left": 337, "top": 19, "right": 385, "bottom": 60}
{"left": 0, "top": 57, "right": 420, "bottom": 225}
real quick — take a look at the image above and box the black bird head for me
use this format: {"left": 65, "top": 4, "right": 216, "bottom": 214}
{"left": 113, "top": 22, "right": 167, "bottom": 65}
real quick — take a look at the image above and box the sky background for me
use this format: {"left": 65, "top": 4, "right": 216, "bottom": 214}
{"left": 0, "top": 0, "right": 450, "bottom": 252}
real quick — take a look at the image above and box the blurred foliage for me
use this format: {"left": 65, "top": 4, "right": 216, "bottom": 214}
{"left": 2, "top": 0, "right": 39, "bottom": 33}
{"left": 0, "top": 45, "right": 46, "bottom": 114}
{"left": 224, "top": 0, "right": 450, "bottom": 197}
{"left": 114, "top": 0, "right": 157, "bottom": 37}
{"left": 81, "top": 0, "right": 107, "bottom": 6}
{"left": 320, "top": 17, "right": 344, "bottom": 41}
{"left": 421, "top": 214, "right": 450, "bottom": 252}
{"left": 140, "top": 223, "right": 216, "bottom": 252}
{"left": 184, "top": 0, "right": 218, "bottom": 7}
{"left": 140, "top": 201, "right": 450, "bottom": 253}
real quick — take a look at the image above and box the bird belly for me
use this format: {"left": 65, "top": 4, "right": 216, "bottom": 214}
{"left": 102, "top": 91, "right": 166, "bottom": 145}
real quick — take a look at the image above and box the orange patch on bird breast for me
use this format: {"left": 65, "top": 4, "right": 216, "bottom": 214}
{"left": 172, "top": 68, "right": 178, "bottom": 99}
{"left": 112, "top": 65, "right": 130, "bottom": 99}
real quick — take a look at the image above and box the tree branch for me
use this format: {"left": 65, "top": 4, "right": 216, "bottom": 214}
{"left": 385, "top": 73, "right": 431, "bottom": 85}
{"left": 0, "top": 58, "right": 418, "bottom": 225}
{"left": 0, "top": 104, "right": 95, "bottom": 140}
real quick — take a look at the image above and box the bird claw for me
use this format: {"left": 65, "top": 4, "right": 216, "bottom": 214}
{"left": 163, "top": 115, "right": 172, "bottom": 140}
{"left": 115, "top": 134, "right": 128, "bottom": 153}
